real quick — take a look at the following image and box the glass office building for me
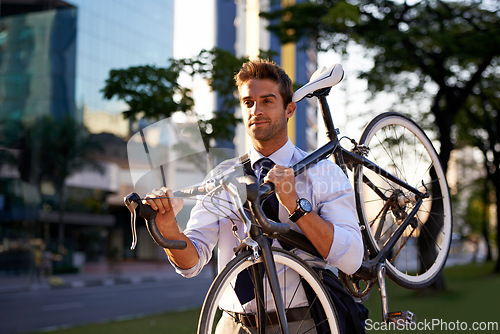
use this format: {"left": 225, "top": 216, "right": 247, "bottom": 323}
{"left": 0, "top": 2, "right": 77, "bottom": 122}
{"left": 67, "top": 0, "right": 173, "bottom": 129}
{"left": 0, "top": 0, "right": 173, "bottom": 126}
{"left": 0, "top": 0, "right": 173, "bottom": 271}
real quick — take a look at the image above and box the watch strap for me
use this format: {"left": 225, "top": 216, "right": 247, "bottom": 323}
{"left": 289, "top": 209, "right": 304, "bottom": 223}
{"left": 288, "top": 198, "right": 310, "bottom": 223}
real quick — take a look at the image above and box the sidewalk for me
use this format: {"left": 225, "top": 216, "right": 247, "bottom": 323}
{"left": 0, "top": 260, "right": 182, "bottom": 294}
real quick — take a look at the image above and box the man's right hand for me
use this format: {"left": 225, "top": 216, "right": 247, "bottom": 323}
{"left": 142, "top": 187, "right": 198, "bottom": 269}
{"left": 143, "top": 187, "right": 184, "bottom": 236}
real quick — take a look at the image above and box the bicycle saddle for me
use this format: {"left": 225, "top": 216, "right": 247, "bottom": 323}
{"left": 292, "top": 64, "right": 344, "bottom": 103}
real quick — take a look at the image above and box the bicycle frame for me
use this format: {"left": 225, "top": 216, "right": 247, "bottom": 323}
{"left": 253, "top": 93, "right": 429, "bottom": 325}
{"left": 125, "top": 87, "right": 431, "bottom": 331}
{"left": 261, "top": 93, "right": 427, "bottom": 264}
{"left": 244, "top": 178, "right": 294, "bottom": 333}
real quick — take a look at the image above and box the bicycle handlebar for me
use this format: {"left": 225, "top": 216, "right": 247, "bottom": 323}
{"left": 124, "top": 193, "right": 188, "bottom": 250}
{"left": 237, "top": 175, "right": 290, "bottom": 235}
{"left": 124, "top": 172, "right": 290, "bottom": 250}
{"left": 172, "top": 181, "right": 218, "bottom": 198}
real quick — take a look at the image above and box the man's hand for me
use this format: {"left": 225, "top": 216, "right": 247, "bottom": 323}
{"left": 142, "top": 187, "right": 198, "bottom": 269}
{"left": 266, "top": 165, "right": 335, "bottom": 259}
{"left": 264, "top": 165, "right": 299, "bottom": 214}
{"left": 143, "top": 187, "right": 184, "bottom": 237}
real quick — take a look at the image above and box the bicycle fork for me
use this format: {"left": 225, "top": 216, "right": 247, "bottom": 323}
{"left": 254, "top": 234, "right": 290, "bottom": 334}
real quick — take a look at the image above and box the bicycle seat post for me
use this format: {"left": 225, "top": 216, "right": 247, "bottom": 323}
{"left": 318, "top": 95, "right": 336, "bottom": 142}
{"left": 318, "top": 95, "right": 347, "bottom": 174}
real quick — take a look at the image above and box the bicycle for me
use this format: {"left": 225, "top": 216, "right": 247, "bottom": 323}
{"left": 124, "top": 63, "right": 453, "bottom": 333}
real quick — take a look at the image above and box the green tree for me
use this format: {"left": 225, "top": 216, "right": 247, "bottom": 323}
{"left": 264, "top": 0, "right": 500, "bottom": 282}
{"left": 265, "top": 0, "right": 498, "bottom": 170}
{"left": 102, "top": 48, "right": 255, "bottom": 149}
{"left": 102, "top": 48, "right": 279, "bottom": 148}
{"left": 456, "top": 70, "right": 499, "bottom": 270}
{"left": 101, "top": 64, "right": 194, "bottom": 121}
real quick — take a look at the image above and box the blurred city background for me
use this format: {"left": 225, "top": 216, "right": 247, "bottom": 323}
{"left": 0, "top": 0, "right": 498, "bottom": 333}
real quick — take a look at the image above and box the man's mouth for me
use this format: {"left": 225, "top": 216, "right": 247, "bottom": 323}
{"left": 250, "top": 119, "right": 269, "bottom": 127}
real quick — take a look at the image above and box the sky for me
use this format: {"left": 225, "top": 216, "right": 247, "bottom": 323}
{"left": 173, "top": 0, "right": 216, "bottom": 117}
{"left": 173, "top": 0, "right": 215, "bottom": 59}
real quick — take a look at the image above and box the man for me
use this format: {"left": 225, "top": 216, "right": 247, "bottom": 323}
{"left": 144, "top": 59, "right": 363, "bottom": 332}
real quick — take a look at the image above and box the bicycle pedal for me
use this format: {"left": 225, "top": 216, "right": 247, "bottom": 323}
{"left": 387, "top": 310, "right": 416, "bottom": 327}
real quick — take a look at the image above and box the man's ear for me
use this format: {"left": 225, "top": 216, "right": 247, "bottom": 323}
{"left": 286, "top": 102, "right": 296, "bottom": 119}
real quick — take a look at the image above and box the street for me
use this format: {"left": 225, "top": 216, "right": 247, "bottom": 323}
{"left": 0, "top": 274, "right": 212, "bottom": 334}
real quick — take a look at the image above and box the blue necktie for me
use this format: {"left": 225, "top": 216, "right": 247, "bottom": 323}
{"left": 258, "top": 158, "right": 280, "bottom": 223}
{"left": 258, "top": 158, "right": 293, "bottom": 252}
{"left": 234, "top": 158, "right": 280, "bottom": 305}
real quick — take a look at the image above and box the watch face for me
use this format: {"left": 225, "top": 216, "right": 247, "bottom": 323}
{"left": 299, "top": 198, "right": 312, "bottom": 212}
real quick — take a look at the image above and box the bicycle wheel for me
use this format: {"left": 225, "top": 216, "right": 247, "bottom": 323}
{"left": 354, "top": 112, "right": 452, "bottom": 289}
{"left": 198, "top": 248, "right": 340, "bottom": 333}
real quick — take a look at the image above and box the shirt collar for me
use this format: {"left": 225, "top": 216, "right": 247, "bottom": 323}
{"left": 248, "top": 138, "right": 295, "bottom": 170}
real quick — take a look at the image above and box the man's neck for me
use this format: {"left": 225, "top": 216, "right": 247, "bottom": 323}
{"left": 252, "top": 137, "right": 289, "bottom": 157}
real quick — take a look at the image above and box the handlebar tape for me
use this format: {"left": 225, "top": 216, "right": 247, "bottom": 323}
{"left": 244, "top": 177, "right": 291, "bottom": 234}
{"left": 136, "top": 200, "right": 187, "bottom": 250}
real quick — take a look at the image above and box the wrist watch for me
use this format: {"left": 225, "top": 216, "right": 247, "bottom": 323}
{"left": 288, "top": 198, "right": 312, "bottom": 222}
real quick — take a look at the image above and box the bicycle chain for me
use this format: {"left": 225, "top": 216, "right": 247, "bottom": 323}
{"left": 390, "top": 225, "right": 416, "bottom": 264}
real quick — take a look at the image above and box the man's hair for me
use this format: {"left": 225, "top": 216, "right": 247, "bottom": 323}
{"left": 234, "top": 59, "right": 293, "bottom": 108}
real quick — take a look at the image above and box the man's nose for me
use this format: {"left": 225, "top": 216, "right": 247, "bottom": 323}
{"left": 250, "top": 102, "right": 263, "bottom": 116}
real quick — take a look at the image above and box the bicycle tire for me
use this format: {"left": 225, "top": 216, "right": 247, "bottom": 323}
{"left": 198, "top": 248, "right": 340, "bottom": 333}
{"left": 354, "top": 112, "right": 452, "bottom": 289}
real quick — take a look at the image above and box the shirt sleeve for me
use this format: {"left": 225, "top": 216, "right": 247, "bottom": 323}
{"left": 168, "top": 196, "right": 221, "bottom": 278}
{"left": 310, "top": 160, "right": 363, "bottom": 275}
{"left": 167, "top": 158, "right": 240, "bottom": 277}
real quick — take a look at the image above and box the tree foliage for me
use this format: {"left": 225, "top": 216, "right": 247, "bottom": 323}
{"left": 264, "top": 0, "right": 500, "bottom": 278}
{"left": 102, "top": 48, "right": 280, "bottom": 147}
{"left": 102, "top": 65, "right": 194, "bottom": 121}
{"left": 264, "top": 0, "right": 499, "bottom": 167}
{"left": 34, "top": 115, "right": 102, "bottom": 188}
{"left": 102, "top": 48, "right": 265, "bottom": 147}
{"left": 174, "top": 48, "right": 249, "bottom": 145}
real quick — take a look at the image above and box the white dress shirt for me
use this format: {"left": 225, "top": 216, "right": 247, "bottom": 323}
{"left": 168, "top": 139, "right": 363, "bottom": 312}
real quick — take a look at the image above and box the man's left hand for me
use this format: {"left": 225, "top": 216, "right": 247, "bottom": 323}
{"left": 264, "top": 165, "right": 299, "bottom": 214}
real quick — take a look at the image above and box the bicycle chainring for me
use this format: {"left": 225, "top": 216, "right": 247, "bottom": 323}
{"left": 339, "top": 272, "right": 376, "bottom": 303}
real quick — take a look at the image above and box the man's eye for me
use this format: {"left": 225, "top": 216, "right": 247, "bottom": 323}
{"left": 244, "top": 101, "right": 255, "bottom": 108}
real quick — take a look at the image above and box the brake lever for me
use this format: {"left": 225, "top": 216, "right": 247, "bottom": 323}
{"left": 124, "top": 194, "right": 139, "bottom": 250}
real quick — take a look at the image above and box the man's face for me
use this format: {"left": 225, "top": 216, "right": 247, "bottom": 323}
{"left": 239, "top": 79, "right": 294, "bottom": 145}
